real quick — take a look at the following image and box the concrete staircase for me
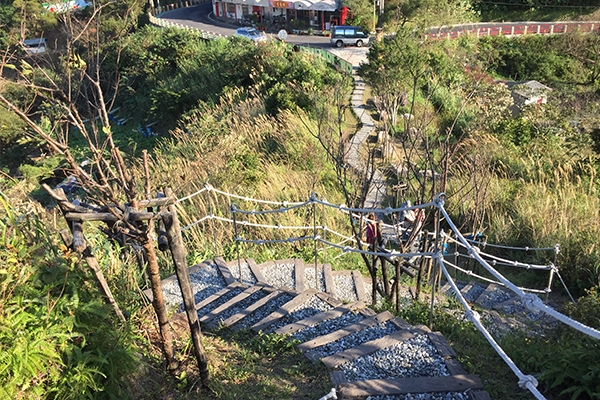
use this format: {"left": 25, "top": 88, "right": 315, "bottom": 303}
{"left": 146, "top": 257, "right": 493, "bottom": 400}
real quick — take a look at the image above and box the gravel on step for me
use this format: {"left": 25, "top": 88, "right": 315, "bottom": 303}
{"left": 480, "top": 288, "right": 512, "bottom": 308}
{"left": 209, "top": 289, "right": 267, "bottom": 327}
{"left": 162, "top": 262, "right": 226, "bottom": 306}
{"left": 197, "top": 287, "right": 244, "bottom": 319}
{"left": 364, "top": 392, "right": 468, "bottom": 400}
{"left": 463, "top": 285, "right": 485, "bottom": 303}
{"left": 263, "top": 262, "right": 295, "bottom": 289}
{"left": 265, "top": 295, "right": 333, "bottom": 333}
{"left": 341, "top": 334, "right": 448, "bottom": 381}
{"left": 291, "top": 310, "right": 365, "bottom": 343}
{"left": 444, "top": 283, "right": 466, "bottom": 299}
{"left": 363, "top": 281, "right": 384, "bottom": 307}
{"left": 304, "top": 267, "right": 325, "bottom": 292}
{"left": 334, "top": 274, "right": 358, "bottom": 302}
{"left": 307, "top": 320, "right": 398, "bottom": 359}
{"left": 228, "top": 261, "right": 256, "bottom": 285}
{"left": 234, "top": 292, "right": 295, "bottom": 330}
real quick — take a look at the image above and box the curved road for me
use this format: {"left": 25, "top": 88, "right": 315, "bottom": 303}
{"left": 160, "top": 2, "right": 332, "bottom": 47}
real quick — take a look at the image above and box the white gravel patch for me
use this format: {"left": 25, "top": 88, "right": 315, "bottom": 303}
{"left": 341, "top": 334, "right": 449, "bottom": 381}
{"left": 228, "top": 261, "right": 256, "bottom": 285}
{"left": 162, "top": 263, "right": 226, "bottom": 306}
{"left": 265, "top": 295, "right": 333, "bottom": 333}
{"left": 291, "top": 310, "right": 365, "bottom": 343}
{"left": 305, "top": 267, "right": 325, "bottom": 292}
{"left": 334, "top": 274, "right": 358, "bottom": 302}
{"left": 263, "top": 262, "right": 295, "bottom": 289}
{"left": 308, "top": 321, "right": 398, "bottom": 359}
{"left": 235, "top": 292, "right": 295, "bottom": 330}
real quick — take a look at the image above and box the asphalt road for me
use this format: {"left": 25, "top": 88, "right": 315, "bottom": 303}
{"left": 160, "top": 2, "right": 333, "bottom": 47}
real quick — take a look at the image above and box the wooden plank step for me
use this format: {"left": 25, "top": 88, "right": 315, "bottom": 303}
{"left": 246, "top": 258, "right": 267, "bottom": 284}
{"left": 215, "top": 257, "right": 236, "bottom": 285}
{"left": 321, "top": 327, "right": 429, "bottom": 368}
{"left": 225, "top": 288, "right": 283, "bottom": 329}
{"left": 194, "top": 282, "right": 244, "bottom": 311}
{"left": 337, "top": 374, "right": 484, "bottom": 398}
{"left": 329, "top": 370, "right": 348, "bottom": 387}
{"left": 297, "top": 311, "right": 394, "bottom": 352}
{"left": 389, "top": 317, "right": 411, "bottom": 330}
{"left": 476, "top": 283, "right": 500, "bottom": 305}
{"left": 294, "top": 258, "right": 305, "bottom": 292}
{"left": 470, "top": 390, "right": 493, "bottom": 400}
{"left": 251, "top": 288, "right": 319, "bottom": 332}
{"left": 427, "top": 331, "right": 456, "bottom": 358}
{"left": 275, "top": 301, "right": 365, "bottom": 335}
{"left": 316, "top": 291, "right": 343, "bottom": 308}
{"left": 352, "top": 270, "right": 366, "bottom": 302}
{"left": 323, "top": 263, "right": 335, "bottom": 296}
{"left": 359, "top": 308, "right": 376, "bottom": 317}
{"left": 199, "top": 285, "right": 264, "bottom": 324}
{"left": 492, "top": 295, "right": 520, "bottom": 310}
{"left": 439, "top": 282, "right": 452, "bottom": 295}
{"left": 460, "top": 281, "right": 475, "bottom": 296}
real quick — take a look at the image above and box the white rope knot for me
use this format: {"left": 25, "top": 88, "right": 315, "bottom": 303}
{"left": 465, "top": 310, "right": 481, "bottom": 323}
{"left": 257, "top": 239, "right": 264, "bottom": 245}
{"left": 314, "top": 234, "right": 321, "bottom": 240}
{"left": 518, "top": 375, "right": 538, "bottom": 389}
{"left": 550, "top": 263, "right": 559, "bottom": 272}
{"left": 251, "top": 209, "right": 256, "bottom": 215}
{"left": 554, "top": 243, "right": 561, "bottom": 254}
{"left": 277, "top": 225, "right": 282, "bottom": 230}
{"left": 204, "top": 182, "right": 213, "bottom": 191}
{"left": 283, "top": 201, "right": 289, "bottom": 207}
{"left": 384, "top": 206, "right": 393, "bottom": 215}
{"left": 492, "top": 259, "right": 497, "bottom": 266}
{"left": 343, "top": 246, "right": 350, "bottom": 253}
{"left": 525, "top": 246, "right": 529, "bottom": 251}
{"left": 434, "top": 193, "right": 446, "bottom": 207}
{"left": 234, "top": 236, "right": 242, "bottom": 242}
{"left": 468, "top": 247, "right": 480, "bottom": 256}
{"left": 521, "top": 293, "right": 542, "bottom": 312}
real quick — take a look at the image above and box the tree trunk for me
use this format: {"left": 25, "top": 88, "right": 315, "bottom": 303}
{"left": 163, "top": 208, "right": 210, "bottom": 384}
{"left": 142, "top": 237, "right": 178, "bottom": 370}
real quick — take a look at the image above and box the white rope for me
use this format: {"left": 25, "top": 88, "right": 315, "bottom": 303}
{"left": 444, "top": 233, "right": 553, "bottom": 270}
{"left": 231, "top": 201, "right": 312, "bottom": 215}
{"left": 317, "top": 237, "right": 436, "bottom": 259}
{"left": 436, "top": 196, "right": 600, "bottom": 341}
{"left": 236, "top": 235, "right": 314, "bottom": 245}
{"left": 210, "top": 186, "right": 306, "bottom": 206}
{"left": 453, "top": 251, "right": 553, "bottom": 271}
{"left": 464, "top": 238, "right": 558, "bottom": 252}
{"left": 435, "top": 255, "right": 547, "bottom": 400}
{"left": 313, "top": 197, "right": 438, "bottom": 215}
{"left": 181, "top": 213, "right": 316, "bottom": 232}
{"left": 442, "top": 259, "right": 550, "bottom": 295}
{"left": 174, "top": 186, "right": 208, "bottom": 205}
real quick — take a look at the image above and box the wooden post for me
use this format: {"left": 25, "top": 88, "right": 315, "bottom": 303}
{"left": 381, "top": 256, "right": 390, "bottom": 297}
{"left": 395, "top": 260, "right": 401, "bottom": 313}
{"left": 164, "top": 189, "right": 210, "bottom": 384}
{"left": 415, "top": 230, "right": 429, "bottom": 300}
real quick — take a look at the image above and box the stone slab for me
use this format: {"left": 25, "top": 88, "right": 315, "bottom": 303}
{"left": 251, "top": 288, "right": 318, "bottom": 332}
{"left": 297, "top": 311, "right": 393, "bottom": 352}
{"left": 321, "top": 327, "right": 428, "bottom": 368}
{"left": 337, "top": 374, "right": 484, "bottom": 398}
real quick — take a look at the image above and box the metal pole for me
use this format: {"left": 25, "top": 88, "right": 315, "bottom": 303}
{"left": 313, "top": 194, "right": 318, "bottom": 290}
{"left": 322, "top": 197, "right": 327, "bottom": 266}
{"left": 231, "top": 203, "right": 242, "bottom": 284}
{"left": 206, "top": 184, "right": 220, "bottom": 257}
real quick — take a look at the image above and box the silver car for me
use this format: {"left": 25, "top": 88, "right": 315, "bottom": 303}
{"left": 330, "top": 26, "right": 370, "bottom": 48}
{"left": 235, "top": 28, "right": 267, "bottom": 43}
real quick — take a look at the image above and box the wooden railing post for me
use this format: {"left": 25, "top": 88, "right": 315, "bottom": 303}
{"left": 163, "top": 188, "right": 210, "bottom": 384}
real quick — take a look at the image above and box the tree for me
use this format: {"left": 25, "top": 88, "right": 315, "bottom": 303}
{"left": 0, "top": 0, "right": 210, "bottom": 383}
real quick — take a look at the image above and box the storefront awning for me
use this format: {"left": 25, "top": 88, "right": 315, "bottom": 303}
{"left": 224, "top": 0, "right": 270, "bottom": 6}
{"left": 303, "top": 0, "right": 336, "bottom": 11}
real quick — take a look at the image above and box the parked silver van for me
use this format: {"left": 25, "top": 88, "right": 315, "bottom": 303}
{"left": 330, "top": 26, "right": 370, "bottom": 48}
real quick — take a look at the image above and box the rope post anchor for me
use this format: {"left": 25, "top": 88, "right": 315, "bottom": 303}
{"left": 231, "top": 203, "right": 242, "bottom": 284}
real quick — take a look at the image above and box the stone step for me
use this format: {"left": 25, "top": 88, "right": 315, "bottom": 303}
{"left": 275, "top": 301, "right": 366, "bottom": 336}
{"left": 224, "top": 287, "right": 284, "bottom": 329}
{"left": 215, "top": 256, "right": 236, "bottom": 285}
{"left": 194, "top": 281, "right": 245, "bottom": 311}
{"left": 321, "top": 325, "right": 431, "bottom": 368}
{"left": 294, "top": 258, "right": 305, "bottom": 292}
{"left": 475, "top": 283, "right": 500, "bottom": 305}
{"left": 297, "top": 311, "right": 394, "bottom": 352}
{"left": 251, "top": 288, "right": 319, "bottom": 332}
{"left": 336, "top": 374, "right": 484, "bottom": 398}
{"left": 199, "top": 284, "right": 264, "bottom": 324}
{"left": 246, "top": 258, "right": 267, "bottom": 285}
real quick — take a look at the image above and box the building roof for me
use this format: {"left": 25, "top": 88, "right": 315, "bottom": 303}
{"left": 500, "top": 80, "right": 552, "bottom": 98}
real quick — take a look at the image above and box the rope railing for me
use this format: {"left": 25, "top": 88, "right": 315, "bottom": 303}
{"left": 436, "top": 194, "right": 600, "bottom": 341}
{"left": 171, "top": 185, "right": 600, "bottom": 398}
{"left": 435, "top": 256, "right": 547, "bottom": 400}
{"left": 464, "top": 238, "right": 559, "bottom": 253}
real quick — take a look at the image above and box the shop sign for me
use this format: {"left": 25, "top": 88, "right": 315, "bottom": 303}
{"left": 269, "top": 0, "right": 293, "bottom": 8}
